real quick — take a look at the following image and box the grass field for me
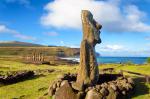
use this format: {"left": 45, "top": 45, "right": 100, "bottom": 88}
{"left": 0, "top": 60, "right": 150, "bottom": 99}
{"left": 0, "top": 47, "right": 79, "bottom": 57}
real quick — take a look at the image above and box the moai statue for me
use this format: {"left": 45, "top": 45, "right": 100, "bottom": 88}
{"left": 73, "top": 10, "right": 102, "bottom": 89}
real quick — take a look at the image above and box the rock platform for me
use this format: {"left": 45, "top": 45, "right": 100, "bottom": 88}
{"left": 48, "top": 73, "right": 134, "bottom": 99}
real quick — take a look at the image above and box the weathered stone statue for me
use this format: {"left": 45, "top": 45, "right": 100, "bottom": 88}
{"left": 72, "top": 10, "right": 102, "bottom": 91}
{"left": 76, "top": 10, "right": 102, "bottom": 86}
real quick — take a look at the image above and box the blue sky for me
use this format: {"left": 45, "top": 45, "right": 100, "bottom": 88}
{"left": 0, "top": 0, "right": 150, "bottom": 57}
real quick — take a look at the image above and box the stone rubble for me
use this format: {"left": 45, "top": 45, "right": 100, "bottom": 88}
{"left": 48, "top": 73, "right": 134, "bottom": 99}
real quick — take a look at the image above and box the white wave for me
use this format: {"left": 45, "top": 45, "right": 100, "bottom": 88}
{"left": 60, "top": 57, "right": 80, "bottom": 62}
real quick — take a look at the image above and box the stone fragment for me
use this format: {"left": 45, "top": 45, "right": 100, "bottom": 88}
{"left": 96, "top": 85, "right": 101, "bottom": 90}
{"left": 127, "top": 78, "right": 134, "bottom": 85}
{"left": 71, "top": 82, "right": 84, "bottom": 91}
{"left": 60, "top": 80, "right": 68, "bottom": 87}
{"left": 117, "top": 84, "right": 125, "bottom": 91}
{"left": 52, "top": 83, "right": 57, "bottom": 89}
{"left": 110, "top": 83, "right": 117, "bottom": 91}
{"left": 122, "top": 90, "right": 126, "bottom": 95}
{"left": 48, "top": 87, "right": 55, "bottom": 96}
{"left": 55, "top": 81, "right": 78, "bottom": 99}
{"left": 56, "top": 82, "right": 61, "bottom": 87}
{"left": 107, "top": 87, "right": 118, "bottom": 99}
{"left": 85, "top": 88, "right": 89, "bottom": 93}
{"left": 85, "top": 89, "right": 103, "bottom": 99}
{"left": 101, "top": 83, "right": 108, "bottom": 89}
{"left": 125, "top": 83, "right": 133, "bottom": 91}
{"left": 100, "top": 87, "right": 109, "bottom": 96}
{"left": 56, "top": 88, "right": 59, "bottom": 91}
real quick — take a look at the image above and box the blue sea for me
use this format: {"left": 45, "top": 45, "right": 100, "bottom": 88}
{"left": 97, "top": 57, "right": 148, "bottom": 64}
{"left": 61, "top": 57, "right": 148, "bottom": 64}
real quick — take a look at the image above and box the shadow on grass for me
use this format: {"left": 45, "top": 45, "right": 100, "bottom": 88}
{"left": 0, "top": 74, "right": 46, "bottom": 87}
{"left": 131, "top": 77, "right": 149, "bottom": 98}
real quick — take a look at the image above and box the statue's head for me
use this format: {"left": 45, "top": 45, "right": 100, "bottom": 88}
{"left": 81, "top": 10, "right": 102, "bottom": 46}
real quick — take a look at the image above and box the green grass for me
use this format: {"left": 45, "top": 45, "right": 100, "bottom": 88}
{"left": 0, "top": 73, "right": 58, "bottom": 99}
{"left": 0, "top": 60, "right": 78, "bottom": 99}
{"left": 0, "top": 46, "right": 79, "bottom": 57}
{"left": 0, "top": 60, "right": 150, "bottom": 99}
{"left": 100, "top": 63, "right": 150, "bottom": 75}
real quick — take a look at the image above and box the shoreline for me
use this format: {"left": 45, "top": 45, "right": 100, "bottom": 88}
{"left": 60, "top": 56, "right": 147, "bottom": 64}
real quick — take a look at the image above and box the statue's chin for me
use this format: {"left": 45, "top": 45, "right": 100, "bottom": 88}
{"left": 93, "top": 39, "right": 101, "bottom": 45}
{"left": 97, "top": 39, "right": 101, "bottom": 44}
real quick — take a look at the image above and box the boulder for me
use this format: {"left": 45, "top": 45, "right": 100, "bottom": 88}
{"left": 55, "top": 81, "right": 78, "bottom": 99}
{"left": 71, "top": 82, "right": 84, "bottom": 91}
{"left": 107, "top": 87, "right": 118, "bottom": 99}
{"left": 85, "top": 89, "right": 103, "bottom": 99}
{"left": 110, "top": 83, "right": 117, "bottom": 91}
{"left": 100, "top": 87, "right": 109, "bottom": 96}
{"left": 101, "top": 83, "right": 108, "bottom": 89}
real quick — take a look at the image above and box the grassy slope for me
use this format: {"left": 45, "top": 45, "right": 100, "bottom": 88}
{"left": 0, "top": 60, "right": 150, "bottom": 99}
{"left": 0, "top": 47, "right": 79, "bottom": 57}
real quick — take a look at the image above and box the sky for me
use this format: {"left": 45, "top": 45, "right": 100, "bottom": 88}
{"left": 0, "top": 0, "right": 150, "bottom": 57}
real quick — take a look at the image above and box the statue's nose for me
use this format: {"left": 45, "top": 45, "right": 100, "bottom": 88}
{"left": 96, "top": 22, "right": 102, "bottom": 29}
{"left": 96, "top": 23, "right": 102, "bottom": 29}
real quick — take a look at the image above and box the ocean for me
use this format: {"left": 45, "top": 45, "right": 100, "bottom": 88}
{"left": 61, "top": 57, "right": 148, "bottom": 64}
{"left": 97, "top": 57, "right": 147, "bottom": 64}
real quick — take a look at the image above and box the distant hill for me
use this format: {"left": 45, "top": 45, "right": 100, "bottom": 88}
{"left": 0, "top": 41, "right": 44, "bottom": 47}
{"left": 0, "top": 41, "right": 101, "bottom": 57}
{"left": 0, "top": 41, "right": 79, "bottom": 57}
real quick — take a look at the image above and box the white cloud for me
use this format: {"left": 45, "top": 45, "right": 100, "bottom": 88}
{"left": 104, "top": 45, "right": 124, "bottom": 50}
{"left": 44, "top": 31, "right": 58, "bottom": 36}
{"left": 41, "top": 0, "right": 150, "bottom": 33}
{"left": 69, "top": 45, "right": 80, "bottom": 48}
{"left": 59, "top": 40, "right": 79, "bottom": 48}
{"left": 0, "top": 24, "right": 36, "bottom": 40}
{"left": 96, "top": 44, "right": 150, "bottom": 57}
{"left": 98, "top": 44, "right": 125, "bottom": 52}
{"left": 0, "top": 25, "right": 10, "bottom": 32}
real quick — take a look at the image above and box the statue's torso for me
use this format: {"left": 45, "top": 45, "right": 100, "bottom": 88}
{"left": 77, "top": 40, "right": 99, "bottom": 85}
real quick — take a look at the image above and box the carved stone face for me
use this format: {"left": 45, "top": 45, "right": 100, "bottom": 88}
{"left": 81, "top": 10, "right": 102, "bottom": 46}
{"left": 93, "top": 20, "right": 102, "bottom": 45}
